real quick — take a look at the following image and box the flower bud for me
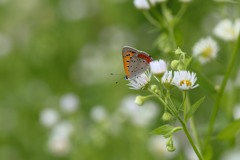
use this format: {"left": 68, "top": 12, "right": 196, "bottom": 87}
{"left": 150, "top": 59, "right": 167, "bottom": 76}
{"left": 167, "top": 146, "right": 176, "bottom": 152}
{"left": 135, "top": 96, "right": 146, "bottom": 106}
{"left": 162, "top": 112, "right": 172, "bottom": 121}
{"left": 150, "top": 85, "right": 158, "bottom": 92}
{"left": 170, "top": 60, "right": 179, "bottom": 70}
{"left": 174, "top": 48, "right": 182, "bottom": 55}
{"left": 166, "top": 137, "right": 175, "bottom": 152}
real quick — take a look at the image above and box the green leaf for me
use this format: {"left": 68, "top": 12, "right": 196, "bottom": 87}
{"left": 186, "top": 96, "right": 205, "bottom": 120}
{"left": 217, "top": 119, "right": 240, "bottom": 140}
{"left": 184, "top": 57, "right": 192, "bottom": 69}
{"left": 151, "top": 124, "right": 182, "bottom": 138}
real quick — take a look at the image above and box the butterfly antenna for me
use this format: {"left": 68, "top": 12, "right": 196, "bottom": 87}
{"left": 115, "top": 76, "right": 124, "bottom": 84}
{"left": 110, "top": 73, "right": 121, "bottom": 76}
{"left": 110, "top": 73, "right": 123, "bottom": 84}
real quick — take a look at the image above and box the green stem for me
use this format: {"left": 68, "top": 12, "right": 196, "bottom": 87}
{"left": 166, "top": 90, "right": 177, "bottom": 112}
{"left": 149, "top": 88, "right": 203, "bottom": 159}
{"left": 174, "top": 3, "right": 188, "bottom": 25}
{"left": 178, "top": 117, "right": 204, "bottom": 160}
{"left": 168, "top": 25, "right": 177, "bottom": 49}
{"left": 205, "top": 35, "right": 240, "bottom": 147}
{"left": 165, "top": 90, "right": 178, "bottom": 114}
{"left": 186, "top": 94, "right": 203, "bottom": 153}
{"left": 183, "top": 91, "right": 187, "bottom": 122}
{"left": 148, "top": 88, "right": 177, "bottom": 116}
{"left": 161, "top": 3, "right": 177, "bottom": 49}
{"left": 146, "top": 0, "right": 164, "bottom": 26}
{"left": 142, "top": 11, "right": 162, "bottom": 29}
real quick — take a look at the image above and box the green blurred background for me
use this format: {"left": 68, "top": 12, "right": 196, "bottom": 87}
{"left": 0, "top": 0, "right": 240, "bottom": 160}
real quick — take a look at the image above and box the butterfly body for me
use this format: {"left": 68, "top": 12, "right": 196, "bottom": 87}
{"left": 122, "top": 46, "right": 153, "bottom": 79}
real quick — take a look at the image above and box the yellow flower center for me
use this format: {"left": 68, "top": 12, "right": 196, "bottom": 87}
{"left": 180, "top": 80, "right": 192, "bottom": 87}
{"left": 202, "top": 47, "right": 212, "bottom": 58}
{"left": 227, "top": 28, "right": 236, "bottom": 37}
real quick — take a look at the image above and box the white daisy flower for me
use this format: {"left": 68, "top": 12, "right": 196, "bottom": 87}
{"left": 127, "top": 70, "right": 151, "bottom": 90}
{"left": 172, "top": 71, "right": 199, "bottom": 90}
{"left": 161, "top": 70, "right": 173, "bottom": 84}
{"left": 213, "top": 19, "right": 240, "bottom": 41}
{"left": 192, "top": 36, "right": 219, "bottom": 64}
{"left": 161, "top": 71, "right": 174, "bottom": 89}
{"left": 150, "top": 59, "right": 167, "bottom": 75}
{"left": 133, "top": 0, "right": 166, "bottom": 10}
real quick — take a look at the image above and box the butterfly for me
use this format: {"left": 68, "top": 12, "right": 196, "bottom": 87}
{"left": 122, "top": 46, "right": 153, "bottom": 80}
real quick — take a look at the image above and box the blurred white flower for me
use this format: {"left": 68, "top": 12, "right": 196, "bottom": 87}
{"left": 40, "top": 108, "right": 59, "bottom": 128}
{"left": 59, "top": 0, "right": 98, "bottom": 21}
{"left": 60, "top": 93, "right": 80, "bottom": 113}
{"left": 127, "top": 71, "right": 151, "bottom": 90}
{"left": 14, "top": 0, "right": 40, "bottom": 13}
{"left": 179, "top": 0, "right": 192, "bottom": 2}
{"left": 172, "top": 71, "right": 199, "bottom": 90}
{"left": 90, "top": 105, "right": 108, "bottom": 123}
{"left": 48, "top": 134, "right": 71, "bottom": 156}
{"left": 214, "top": 19, "right": 240, "bottom": 41}
{"left": 106, "top": 112, "right": 123, "bottom": 136}
{"left": 52, "top": 121, "right": 73, "bottom": 138}
{"left": 0, "top": 0, "right": 9, "bottom": 5}
{"left": 119, "top": 95, "right": 159, "bottom": 127}
{"left": 192, "top": 36, "right": 219, "bottom": 64}
{"left": 133, "top": 0, "right": 166, "bottom": 10}
{"left": 150, "top": 59, "right": 167, "bottom": 75}
{"left": 185, "top": 146, "right": 198, "bottom": 160}
{"left": 47, "top": 121, "right": 73, "bottom": 156}
{"left": 0, "top": 33, "right": 12, "bottom": 57}
{"left": 147, "top": 135, "right": 178, "bottom": 159}
{"left": 133, "top": 0, "right": 150, "bottom": 10}
{"left": 221, "top": 148, "right": 240, "bottom": 160}
{"left": 233, "top": 104, "right": 240, "bottom": 120}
